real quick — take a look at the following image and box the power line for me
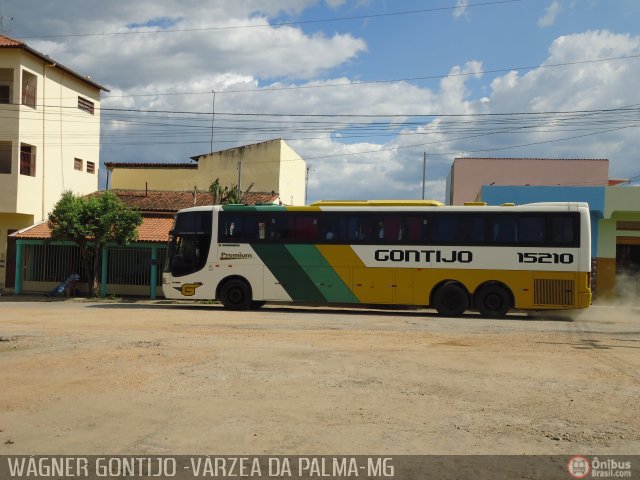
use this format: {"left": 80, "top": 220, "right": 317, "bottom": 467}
{"left": 100, "top": 53, "right": 640, "bottom": 98}
{"left": 302, "top": 123, "right": 640, "bottom": 160}
{"left": 15, "top": 0, "right": 523, "bottom": 39}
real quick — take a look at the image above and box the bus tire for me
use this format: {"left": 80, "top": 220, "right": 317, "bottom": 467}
{"left": 475, "top": 284, "right": 511, "bottom": 317}
{"left": 250, "top": 301, "right": 266, "bottom": 309}
{"left": 432, "top": 283, "right": 469, "bottom": 317}
{"left": 219, "top": 279, "right": 252, "bottom": 310}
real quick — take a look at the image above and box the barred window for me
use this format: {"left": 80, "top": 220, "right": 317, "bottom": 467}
{"left": 21, "top": 71, "right": 37, "bottom": 109}
{"left": 74, "top": 158, "right": 83, "bottom": 171}
{"left": 86, "top": 161, "right": 95, "bottom": 174}
{"left": 78, "top": 96, "right": 94, "bottom": 114}
{"left": 20, "top": 144, "right": 36, "bottom": 177}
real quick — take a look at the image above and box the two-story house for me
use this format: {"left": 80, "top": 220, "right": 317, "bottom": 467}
{"left": 0, "top": 34, "right": 108, "bottom": 289}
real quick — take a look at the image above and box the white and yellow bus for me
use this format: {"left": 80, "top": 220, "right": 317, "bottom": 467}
{"left": 162, "top": 200, "right": 592, "bottom": 317}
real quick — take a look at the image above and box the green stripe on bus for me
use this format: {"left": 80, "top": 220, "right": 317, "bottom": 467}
{"left": 251, "top": 244, "right": 326, "bottom": 302}
{"left": 221, "top": 205, "right": 288, "bottom": 212}
{"left": 285, "top": 244, "right": 356, "bottom": 304}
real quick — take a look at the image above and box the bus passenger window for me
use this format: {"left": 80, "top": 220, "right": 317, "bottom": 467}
{"left": 344, "top": 216, "right": 369, "bottom": 242}
{"left": 293, "top": 216, "right": 319, "bottom": 242}
{"left": 551, "top": 216, "right": 576, "bottom": 245}
{"left": 403, "top": 217, "right": 425, "bottom": 242}
{"left": 269, "top": 216, "right": 289, "bottom": 240}
{"left": 377, "top": 217, "right": 402, "bottom": 242}
{"left": 518, "top": 217, "right": 545, "bottom": 244}
{"left": 433, "top": 216, "right": 484, "bottom": 244}
{"left": 321, "top": 215, "right": 347, "bottom": 242}
{"left": 492, "top": 216, "right": 517, "bottom": 244}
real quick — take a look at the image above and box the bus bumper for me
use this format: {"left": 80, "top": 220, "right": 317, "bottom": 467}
{"left": 577, "top": 292, "right": 592, "bottom": 308}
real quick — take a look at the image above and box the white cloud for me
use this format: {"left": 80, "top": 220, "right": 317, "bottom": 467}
{"left": 453, "top": 0, "right": 470, "bottom": 20}
{"left": 8, "top": 1, "right": 640, "bottom": 200}
{"left": 98, "top": 29, "right": 640, "bottom": 201}
{"left": 538, "top": 1, "right": 562, "bottom": 28}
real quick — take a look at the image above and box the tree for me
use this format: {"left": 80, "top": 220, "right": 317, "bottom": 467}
{"left": 208, "top": 178, "right": 253, "bottom": 204}
{"left": 48, "top": 191, "right": 143, "bottom": 297}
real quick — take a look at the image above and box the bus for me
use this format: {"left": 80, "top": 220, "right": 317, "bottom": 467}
{"left": 162, "top": 200, "right": 592, "bottom": 317}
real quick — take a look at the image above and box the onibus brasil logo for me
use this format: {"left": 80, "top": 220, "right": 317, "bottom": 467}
{"left": 568, "top": 456, "right": 633, "bottom": 479}
{"left": 567, "top": 456, "right": 591, "bottom": 479}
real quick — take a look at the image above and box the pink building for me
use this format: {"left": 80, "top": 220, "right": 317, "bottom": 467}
{"left": 446, "top": 158, "right": 610, "bottom": 205}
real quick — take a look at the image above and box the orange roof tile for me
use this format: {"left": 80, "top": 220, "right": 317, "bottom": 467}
{"left": 87, "top": 189, "right": 280, "bottom": 212}
{"left": 13, "top": 217, "right": 174, "bottom": 243}
{"left": 13, "top": 222, "right": 51, "bottom": 240}
{"left": 137, "top": 217, "right": 174, "bottom": 243}
{"left": 0, "top": 34, "right": 22, "bottom": 47}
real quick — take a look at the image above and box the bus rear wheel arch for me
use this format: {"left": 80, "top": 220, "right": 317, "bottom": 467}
{"left": 218, "top": 277, "right": 253, "bottom": 310}
{"left": 474, "top": 283, "right": 513, "bottom": 318}
{"left": 431, "top": 282, "right": 470, "bottom": 317}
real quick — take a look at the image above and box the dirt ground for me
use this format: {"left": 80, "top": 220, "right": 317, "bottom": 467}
{"left": 0, "top": 297, "right": 639, "bottom": 455}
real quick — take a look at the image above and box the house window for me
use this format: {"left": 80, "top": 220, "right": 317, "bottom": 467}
{"left": 78, "top": 96, "right": 94, "bottom": 114}
{"left": 0, "top": 84, "right": 10, "bottom": 104}
{"left": 74, "top": 158, "right": 83, "bottom": 171}
{"left": 21, "top": 71, "right": 37, "bottom": 109}
{"left": 0, "top": 68, "right": 14, "bottom": 104}
{"left": 0, "top": 142, "right": 11, "bottom": 174}
{"left": 86, "top": 161, "right": 95, "bottom": 174}
{"left": 20, "top": 144, "right": 36, "bottom": 176}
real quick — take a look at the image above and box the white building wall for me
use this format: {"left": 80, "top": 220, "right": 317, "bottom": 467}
{"left": 0, "top": 43, "right": 103, "bottom": 289}
{"left": 278, "top": 140, "right": 306, "bottom": 205}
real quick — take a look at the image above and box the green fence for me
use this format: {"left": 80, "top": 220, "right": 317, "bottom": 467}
{"left": 16, "top": 240, "right": 166, "bottom": 298}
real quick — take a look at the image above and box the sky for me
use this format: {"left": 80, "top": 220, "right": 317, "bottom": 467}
{"left": 3, "top": 0, "right": 640, "bottom": 203}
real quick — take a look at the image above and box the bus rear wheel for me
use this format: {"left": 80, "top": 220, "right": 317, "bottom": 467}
{"left": 219, "top": 279, "right": 252, "bottom": 310}
{"left": 432, "top": 283, "right": 469, "bottom": 317}
{"left": 475, "top": 284, "right": 511, "bottom": 317}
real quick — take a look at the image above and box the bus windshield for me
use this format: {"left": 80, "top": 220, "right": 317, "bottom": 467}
{"left": 165, "top": 211, "right": 212, "bottom": 277}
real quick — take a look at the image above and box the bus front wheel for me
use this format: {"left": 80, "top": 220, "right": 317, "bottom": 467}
{"left": 475, "top": 284, "right": 512, "bottom": 317}
{"left": 432, "top": 283, "right": 469, "bottom": 317}
{"left": 219, "top": 279, "right": 252, "bottom": 310}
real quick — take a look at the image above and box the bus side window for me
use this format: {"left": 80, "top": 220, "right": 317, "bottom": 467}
{"left": 220, "top": 214, "right": 241, "bottom": 241}
{"left": 347, "top": 215, "right": 370, "bottom": 242}
{"left": 492, "top": 216, "right": 517, "bottom": 244}
{"left": 433, "top": 216, "right": 458, "bottom": 243}
{"left": 321, "top": 215, "right": 338, "bottom": 242}
{"left": 293, "top": 215, "right": 319, "bottom": 242}
{"left": 379, "top": 217, "right": 402, "bottom": 242}
{"left": 551, "top": 215, "right": 576, "bottom": 245}
{"left": 243, "top": 216, "right": 260, "bottom": 240}
{"left": 321, "top": 215, "right": 349, "bottom": 242}
{"left": 518, "top": 217, "right": 545, "bottom": 244}
{"left": 404, "top": 217, "right": 424, "bottom": 242}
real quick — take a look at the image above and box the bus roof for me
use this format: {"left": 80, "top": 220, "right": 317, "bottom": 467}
{"left": 174, "top": 201, "right": 590, "bottom": 214}
{"left": 312, "top": 200, "right": 444, "bottom": 207}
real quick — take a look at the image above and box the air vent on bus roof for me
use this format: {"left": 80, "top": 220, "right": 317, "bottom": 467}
{"left": 312, "top": 200, "right": 444, "bottom": 207}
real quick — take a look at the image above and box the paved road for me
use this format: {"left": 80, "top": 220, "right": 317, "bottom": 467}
{"left": 0, "top": 298, "right": 639, "bottom": 454}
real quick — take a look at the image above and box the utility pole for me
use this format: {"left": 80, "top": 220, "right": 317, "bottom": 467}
{"left": 209, "top": 90, "right": 216, "bottom": 153}
{"left": 237, "top": 160, "right": 242, "bottom": 201}
{"left": 305, "top": 164, "right": 311, "bottom": 205}
{"left": 421, "top": 152, "right": 427, "bottom": 200}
